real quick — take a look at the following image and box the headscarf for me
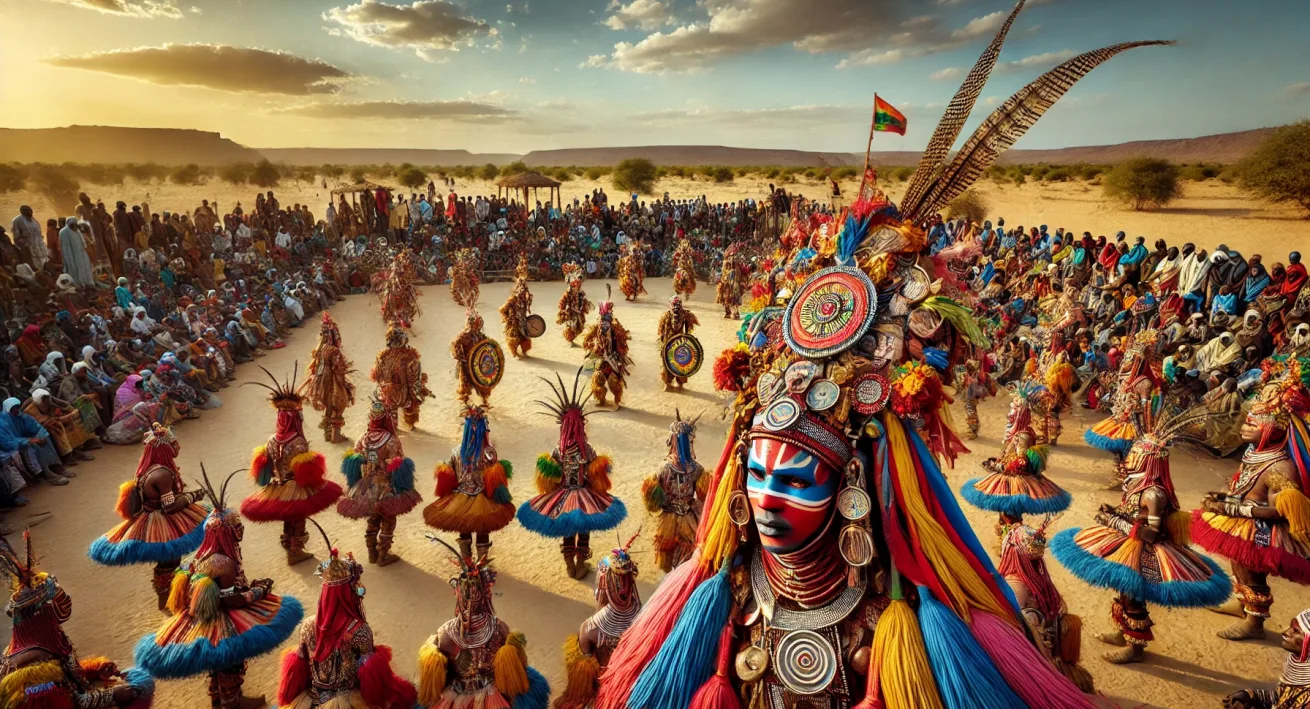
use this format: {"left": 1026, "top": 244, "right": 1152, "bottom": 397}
{"left": 1242, "top": 260, "right": 1271, "bottom": 303}
{"left": 115, "top": 374, "right": 146, "bottom": 417}
{"left": 3, "top": 398, "right": 20, "bottom": 414}
{"left": 1196, "top": 332, "right": 1240, "bottom": 372}
{"left": 39, "top": 351, "right": 66, "bottom": 381}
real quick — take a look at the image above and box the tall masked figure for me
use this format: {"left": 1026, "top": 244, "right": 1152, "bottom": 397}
{"left": 415, "top": 537, "right": 549, "bottom": 709}
{"left": 305, "top": 313, "right": 355, "bottom": 444}
{"left": 241, "top": 366, "right": 343, "bottom": 565}
{"left": 671, "top": 238, "right": 696, "bottom": 299}
{"left": 449, "top": 248, "right": 480, "bottom": 309}
{"left": 380, "top": 251, "right": 421, "bottom": 329}
{"left": 135, "top": 467, "right": 303, "bottom": 709}
{"left": 594, "top": 11, "right": 1171, "bottom": 706}
{"left": 425, "top": 405, "right": 517, "bottom": 560}
{"left": 1194, "top": 360, "right": 1310, "bottom": 641}
{"left": 338, "top": 396, "right": 423, "bottom": 566}
{"left": 0, "top": 532, "right": 155, "bottom": 708}
{"left": 499, "top": 276, "right": 533, "bottom": 359}
{"left": 557, "top": 263, "right": 592, "bottom": 346}
{"left": 617, "top": 244, "right": 646, "bottom": 302}
{"left": 275, "top": 520, "right": 417, "bottom": 709}
{"left": 657, "top": 295, "right": 700, "bottom": 391}
{"left": 89, "top": 423, "right": 210, "bottom": 610}
{"left": 556, "top": 534, "right": 642, "bottom": 709}
{"left": 581, "top": 288, "right": 631, "bottom": 409}
{"left": 519, "top": 368, "right": 627, "bottom": 579}
{"left": 371, "top": 326, "right": 433, "bottom": 430}
{"left": 642, "top": 411, "right": 709, "bottom": 572}
{"left": 451, "top": 308, "right": 500, "bottom": 406}
{"left": 716, "top": 242, "right": 747, "bottom": 319}
{"left": 1085, "top": 332, "right": 1163, "bottom": 485}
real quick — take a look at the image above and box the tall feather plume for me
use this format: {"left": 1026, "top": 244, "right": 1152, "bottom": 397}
{"left": 900, "top": 0, "right": 1026, "bottom": 216}
{"left": 904, "top": 40, "right": 1175, "bottom": 223}
{"left": 306, "top": 517, "right": 334, "bottom": 554}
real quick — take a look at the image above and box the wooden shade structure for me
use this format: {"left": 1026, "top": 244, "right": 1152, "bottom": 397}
{"left": 496, "top": 172, "right": 560, "bottom": 206}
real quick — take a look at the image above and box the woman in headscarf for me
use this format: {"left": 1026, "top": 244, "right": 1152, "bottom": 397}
{"left": 1195, "top": 331, "right": 1241, "bottom": 380}
{"left": 24, "top": 388, "right": 98, "bottom": 460}
{"left": 3, "top": 345, "right": 32, "bottom": 394}
{"left": 56, "top": 363, "right": 107, "bottom": 437}
{"left": 14, "top": 325, "right": 46, "bottom": 367}
{"left": 0, "top": 396, "right": 71, "bottom": 484}
{"left": 1240, "top": 255, "right": 1271, "bottom": 308}
{"left": 38, "top": 350, "right": 67, "bottom": 384}
{"left": 121, "top": 248, "right": 139, "bottom": 282}
{"left": 59, "top": 217, "right": 95, "bottom": 287}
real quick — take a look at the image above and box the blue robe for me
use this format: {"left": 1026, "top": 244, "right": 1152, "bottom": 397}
{"left": 60, "top": 225, "right": 95, "bottom": 286}
{"left": 0, "top": 412, "right": 62, "bottom": 470}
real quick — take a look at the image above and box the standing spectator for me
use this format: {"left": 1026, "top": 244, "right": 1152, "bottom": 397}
{"left": 11, "top": 205, "right": 45, "bottom": 269}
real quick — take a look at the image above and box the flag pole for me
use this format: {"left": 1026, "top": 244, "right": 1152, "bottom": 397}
{"left": 862, "top": 93, "right": 878, "bottom": 194}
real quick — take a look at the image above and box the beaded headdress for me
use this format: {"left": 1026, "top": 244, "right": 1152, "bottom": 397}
{"left": 537, "top": 366, "right": 592, "bottom": 454}
{"left": 195, "top": 462, "right": 244, "bottom": 531}
{"left": 319, "top": 312, "right": 341, "bottom": 340}
{"left": 0, "top": 532, "right": 59, "bottom": 615}
{"left": 143, "top": 421, "right": 178, "bottom": 449}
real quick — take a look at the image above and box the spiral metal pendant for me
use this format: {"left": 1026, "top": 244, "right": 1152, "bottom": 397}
{"left": 772, "top": 629, "right": 837, "bottom": 695}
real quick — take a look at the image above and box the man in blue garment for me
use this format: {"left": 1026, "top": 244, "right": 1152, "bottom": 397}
{"left": 0, "top": 397, "right": 71, "bottom": 485}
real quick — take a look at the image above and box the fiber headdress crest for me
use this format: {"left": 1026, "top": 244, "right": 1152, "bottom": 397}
{"left": 307, "top": 517, "right": 361, "bottom": 588}
{"left": 0, "top": 532, "right": 57, "bottom": 614}
{"left": 538, "top": 365, "right": 593, "bottom": 455}
{"left": 319, "top": 312, "right": 341, "bottom": 340}
{"left": 601, "top": 529, "right": 641, "bottom": 579}
{"left": 143, "top": 421, "right": 177, "bottom": 449}
{"left": 245, "top": 363, "right": 305, "bottom": 411}
{"left": 426, "top": 533, "right": 497, "bottom": 618}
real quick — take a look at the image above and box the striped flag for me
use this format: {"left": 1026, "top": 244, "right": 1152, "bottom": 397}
{"left": 873, "top": 95, "right": 907, "bottom": 135}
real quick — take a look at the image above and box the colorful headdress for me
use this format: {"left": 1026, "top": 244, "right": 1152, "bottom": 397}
{"left": 598, "top": 285, "right": 614, "bottom": 319}
{"left": 562, "top": 262, "right": 582, "bottom": 283}
{"left": 0, "top": 532, "right": 59, "bottom": 615}
{"left": 459, "top": 404, "right": 490, "bottom": 469}
{"left": 143, "top": 421, "right": 178, "bottom": 449}
{"left": 538, "top": 366, "right": 592, "bottom": 455}
{"left": 597, "top": 530, "right": 641, "bottom": 608}
{"left": 308, "top": 518, "right": 362, "bottom": 588}
{"left": 245, "top": 364, "right": 305, "bottom": 411}
{"left": 426, "top": 533, "right": 497, "bottom": 618}
{"left": 368, "top": 391, "right": 389, "bottom": 422}
{"left": 319, "top": 312, "right": 341, "bottom": 340}
{"left": 668, "top": 409, "right": 701, "bottom": 468}
{"left": 195, "top": 463, "right": 243, "bottom": 530}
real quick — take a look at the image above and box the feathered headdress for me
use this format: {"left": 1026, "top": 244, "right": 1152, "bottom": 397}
{"left": 244, "top": 364, "right": 305, "bottom": 410}
{"left": 319, "top": 312, "right": 341, "bottom": 339}
{"left": 598, "top": 285, "right": 614, "bottom": 319}
{"left": 307, "top": 517, "right": 361, "bottom": 588}
{"left": 0, "top": 532, "right": 52, "bottom": 611}
{"left": 538, "top": 366, "right": 592, "bottom": 455}
{"left": 426, "top": 533, "right": 496, "bottom": 600}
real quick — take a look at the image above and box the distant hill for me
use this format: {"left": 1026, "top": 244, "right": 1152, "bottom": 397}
{"left": 521, "top": 146, "right": 862, "bottom": 168}
{"left": 995, "top": 128, "right": 1278, "bottom": 166}
{"left": 0, "top": 126, "right": 261, "bottom": 166}
{"left": 260, "top": 148, "right": 520, "bottom": 167}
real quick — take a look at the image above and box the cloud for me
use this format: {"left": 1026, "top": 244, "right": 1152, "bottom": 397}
{"left": 603, "top": 0, "right": 674, "bottom": 31}
{"left": 280, "top": 99, "right": 517, "bottom": 121}
{"left": 994, "top": 49, "right": 1075, "bottom": 73}
{"left": 45, "top": 44, "right": 352, "bottom": 94}
{"left": 518, "top": 76, "right": 536, "bottom": 84}
{"left": 580, "top": 54, "right": 609, "bottom": 68}
{"left": 1284, "top": 82, "right": 1310, "bottom": 98}
{"left": 43, "top": 0, "right": 182, "bottom": 18}
{"left": 950, "top": 10, "right": 1004, "bottom": 40}
{"left": 323, "top": 0, "right": 493, "bottom": 60}
{"left": 188, "top": 5, "right": 200, "bottom": 13}
{"left": 629, "top": 104, "right": 868, "bottom": 126}
{"left": 929, "top": 66, "right": 963, "bottom": 81}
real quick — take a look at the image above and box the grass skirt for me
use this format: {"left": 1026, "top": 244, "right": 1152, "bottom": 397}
{"left": 960, "top": 474, "right": 1072, "bottom": 516}
{"left": 1051, "top": 526, "right": 1230, "bottom": 607}
{"left": 89, "top": 503, "right": 209, "bottom": 565}
{"left": 241, "top": 480, "right": 343, "bottom": 522}
{"left": 1191, "top": 509, "right": 1310, "bottom": 583}
{"left": 423, "top": 668, "right": 549, "bottom": 709}
{"left": 518, "top": 489, "right": 626, "bottom": 538}
{"left": 338, "top": 487, "right": 422, "bottom": 520}
{"left": 134, "top": 594, "right": 303, "bottom": 678}
{"left": 653, "top": 511, "right": 697, "bottom": 571}
{"left": 1084, "top": 416, "right": 1137, "bottom": 455}
{"left": 424, "top": 493, "right": 516, "bottom": 534}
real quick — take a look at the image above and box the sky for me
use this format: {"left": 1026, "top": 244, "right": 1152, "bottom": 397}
{"left": 1, "top": 0, "right": 1307, "bottom": 155}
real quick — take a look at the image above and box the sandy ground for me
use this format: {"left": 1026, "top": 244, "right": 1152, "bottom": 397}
{"left": 4, "top": 176, "right": 1308, "bottom": 261}
{"left": 0, "top": 275, "right": 1305, "bottom": 708}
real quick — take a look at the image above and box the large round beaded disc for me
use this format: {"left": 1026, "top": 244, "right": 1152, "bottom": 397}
{"left": 783, "top": 266, "right": 877, "bottom": 358}
{"left": 851, "top": 373, "right": 890, "bottom": 415}
{"left": 662, "top": 333, "right": 704, "bottom": 379}
{"left": 836, "top": 487, "right": 871, "bottom": 521}
{"left": 467, "top": 338, "right": 505, "bottom": 390}
{"left": 762, "top": 398, "right": 801, "bottom": 431}
{"left": 773, "top": 629, "right": 837, "bottom": 695}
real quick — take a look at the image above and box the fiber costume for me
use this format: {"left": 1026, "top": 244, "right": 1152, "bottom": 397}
{"left": 961, "top": 381, "right": 1071, "bottom": 527}
{"left": 1194, "top": 361, "right": 1310, "bottom": 641}
{"left": 557, "top": 264, "right": 592, "bottom": 346}
{"left": 135, "top": 468, "right": 303, "bottom": 708}
{"left": 1, "top": 532, "right": 155, "bottom": 709}
{"left": 425, "top": 405, "right": 516, "bottom": 560}
{"left": 595, "top": 13, "right": 1169, "bottom": 705}
{"left": 642, "top": 411, "right": 709, "bottom": 572}
{"left": 715, "top": 243, "right": 748, "bottom": 319}
{"left": 499, "top": 278, "right": 534, "bottom": 359}
{"left": 957, "top": 359, "right": 996, "bottom": 440}
{"left": 415, "top": 538, "right": 549, "bottom": 709}
{"left": 671, "top": 238, "right": 696, "bottom": 299}
{"left": 519, "top": 368, "right": 627, "bottom": 579}
{"left": 1224, "top": 607, "right": 1310, "bottom": 708}
{"left": 88, "top": 423, "right": 209, "bottom": 610}
{"left": 1040, "top": 351, "right": 1077, "bottom": 445}
{"left": 1052, "top": 406, "right": 1230, "bottom": 664}
{"left": 449, "top": 248, "right": 480, "bottom": 308}
{"left": 1085, "top": 332, "right": 1162, "bottom": 483}
{"left": 381, "top": 251, "right": 421, "bottom": 328}
{"left": 305, "top": 313, "right": 356, "bottom": 443}
{"left": 657, "top": 296, "right": 700, "bottom": 390}
{"left": 371, "top": 326, "right": 433, "bottom": 430}
{"left": 617, "top": 244, "right": 646, "bottom": 302}
{"left": 242, "top": 366, "right": 343, "bottom": 566}
{"left": 998, "top": 522, "right": 1094, "bottom": 693}
{"left": 451, "top": 309, "right": 502, "bottom": 406}
{"left": 581, "top": 288, "right": 630, "bottom": 409}
{"left": 338, "top": 397, "right": 423, "bottom": 567}
{"left": 275, "top": 521, "right": 418, "bottom": 709}
{"left": 555, "top": 536, "right": 642, "bottom": 709}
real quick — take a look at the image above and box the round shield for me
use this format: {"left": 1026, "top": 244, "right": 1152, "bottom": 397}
{"left": 784, "top": 266, "right": 877, "bottom": 358}
{"left": 467, "top": 338, "right": 504, "bottom": 391}
{"left": 851, "top": 373, "right": 890, "bottom": 415}
{"left": 524, "top": 314, "right": 547, "bottom": 338}
{"left": 662, "top": 333, "right": 704, "bottom": 379}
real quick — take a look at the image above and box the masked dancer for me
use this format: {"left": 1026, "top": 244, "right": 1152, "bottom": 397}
{"left": 657, "top": 295, "right": 700, "bottom": 392}
{"left": 1040, "top": 350, "right": 1077, "bottom": 445}
{"left": 425, "top": 405, "right": 516, "bottom": 560}
{"left": 715, "top": 243, "right": 747, "bottom": 319}
{"left": 451, "top": 308, "right": 500, "bottom": 406}
{"left": 671, "top": 238, "right": 696, "bottom": 299}
{"left": 557, "top": 263, "right": 591, "bottom": 347}
{"left": 617, "top": 244, "right": 646, "bottom": 302}
{"left": 381, "top": 252, "right": 421, "bottom": 329}
{"left": 338, "top": 396, "right": 423, "bottom": 567}
{"left": 555, "top": 535, "right": 642, "bottom": 709}
{"left": 1085, "top": 332, "right": 1163, "bottom": 485}
{"left": 958, "top": 358, "right": 996, "bottom": 440}
{"left": 581, "top": 288, "right": 630, "bottom": 409}
{"left": 449, "top": 248, "right": 480, "bottom": 308}
{"left": 500, "top": 278, "right": 534, "bottom": 359}
{"left": 371, "top": 326, "right": 433, "bottom": 430}
{"left": 305, "top": 313, "right": 355, "bottom": 443}
{"left": 642, "top": 411, "right": 708, "bottom": 572}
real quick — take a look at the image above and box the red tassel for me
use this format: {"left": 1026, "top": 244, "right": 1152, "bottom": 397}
{"left": 291, "top": 452, "right": 328, "bottom": 487}
{"left": 434, "top": 463, "right": 457, "bottom": 497}
{"left": 387, "top": 457, "right": 403, "bottom": 473}
{"left": 689, "top": 620, "right": 740, "bottom": 709}
{"left": 359, "top": 645, "right": 418, "bottom": 708}
{"left": 276, "top": 648, "right": 311, "bottom": 705}
{"left": 250, "top": 447, "right": 270, "bottom": 480}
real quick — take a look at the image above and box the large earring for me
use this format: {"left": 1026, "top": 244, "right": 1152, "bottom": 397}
{"left": 727, "top": 441, "right": 752, "bottom": 542}
{"left": 836, "top": 457, "right": 875, "bottom": 583}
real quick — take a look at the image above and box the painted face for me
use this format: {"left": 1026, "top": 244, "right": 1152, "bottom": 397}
{"left": 1282, "top": 616, "right": 1306, "bottom": 655}
{"left": 746, "top": 437, "right": 838, "bottom": 554}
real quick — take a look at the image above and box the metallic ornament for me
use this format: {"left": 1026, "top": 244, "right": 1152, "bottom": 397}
{"left": 662, "top": 333, "right": 704, "bottom": 379}
{"left": 728, "top": 490, "right": 753, "bottom": 527}
{"left": 839, "top": 525, "right": 875, "bottom": 568}
{"left": 762, "top": 398, "right": 801, "bottom": 432}
{"left": 524, "top": 314, "right": 546, "bottom": 338}
{"left": 784, "top": 361, "right": 818, "bottom": 393}
{"left": 851, "top": 373, "right": 890, "bottom": 415}
{"left": 805, "top": 379, "right": 841, "bottom": 411}
{"left": 757, "top": 372, "right": 781, "bottom": 405}
{"left": 836, "top": 487, "right": 871, "bottom": 521}
{"left": 467, "top": 338, "right": 505, "bottom": 390}
{"left": 773, "top": 629, "right": 838, "bottom": 696}
{"left": 783, "top": 266, "right": 878, "bottom": 358}
{"left": 735, "top": 646, "right": 769, "bottom": 683}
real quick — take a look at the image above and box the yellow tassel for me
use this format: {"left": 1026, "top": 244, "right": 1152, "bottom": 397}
{"left": 873, "top": 599, "right": 943, "bottom": 709}
{"left": 0, "top": 659, "right": 66, "bottom": 707}
{"left": 1276, "top": 487, "right": 1310, "bottom": 546}
{"left": 1166, "top": 510, "right": 1193, "bottom": 547}
{"left": 1105, "top": 537, "right": 1143, "bottom": 568}
{"left": 884, "top": 416, "right": 1012, "bottom": 624}
{"left": 416, "top": 637, "right": 448, "bottom": 706}
{"left": 114, "top": 479, "right": 137, "bottom": 520}
{"left": 166, "top": 570, "right": 191, "bottom": 615}
{"left": 555, "top": 634, "right": 601, "bottom": 709}
{"left": 587, "top": 456, "right": 612, "bottom": 494}
{"left": 1059, "top": 613, "right": 1083, "bottom": 664}
{"left": 189, "top": 575, "right": 220, "bottom": 622}
{"left": 494, "top": 640, "right": 530, "bottom": 697}
{"left": 699, "top": 440, "right": 745, "bottom": 573}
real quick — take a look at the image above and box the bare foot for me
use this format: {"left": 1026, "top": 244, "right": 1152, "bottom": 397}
{"left": 1102, "top": 646, "right": 1144, "bottom": 664}
{"left": 1218, "top": 618, "right": 1265, "bottom": 641}
{"left": 1095, "top": 631, "right": 1127, "bottom": 647}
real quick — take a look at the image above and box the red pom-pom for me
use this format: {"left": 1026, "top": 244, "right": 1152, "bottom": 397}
{"left": 360, "top": 645, "right": 418, "bottom": 708}
{"left": 276, "top": 648, "right": 311, "bottom": 705}
{"left": 434, "top": 463, "right": 457, "bottom": 497}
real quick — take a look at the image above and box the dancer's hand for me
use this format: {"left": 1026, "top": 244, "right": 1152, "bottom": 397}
{"left": 112, "top": 685, "right": 140, "bottom": 706}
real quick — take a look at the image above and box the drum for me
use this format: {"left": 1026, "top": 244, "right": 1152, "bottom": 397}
{"left": 524, "top": 314, "right": 547, "bottom": 338}
{"left": 466, "top": 338, "right": 505, "bottom": 391}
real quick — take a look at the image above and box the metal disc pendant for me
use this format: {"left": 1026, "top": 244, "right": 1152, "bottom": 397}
{"left": 773, "top": 629, "right": 837, "bottom": 695}
{"left": 727, "top": 490, "right": 753, "bottom": 526}
{"left": 839, "top": 525, "right": 875, "bottom": 567}
{"left": 757, "top": 372, "right": 780, "bottom": 405}
{"left": 762, "top": 398, "right": 801, "bottom": 431}
{"left": 735, "top": 646, "right": 769, "bottom": 683}
{"left": 805, "top": 379, "right": 841, "bottom": 411}
{"left": 836, "top": 487, "right": 871, "bottom": 521}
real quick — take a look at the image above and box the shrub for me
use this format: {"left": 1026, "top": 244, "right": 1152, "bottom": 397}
{"left": 1102, "top": 157, "right": 1181, "bottom": 210}
{"left": 987, "top": 165, "right": 1009, "bottom": 183}
{"left": 397, "top": 167, "right": 428, "bottom": 189}
{"left": 1236, "top": 121, "right": 1310, "bottom": 216}
{"left": 322, "top": 164, "right": 345, "bottom": 180}
{"left": 500, "top": 161, "right": 529, "bottom": 177}
{"left": 32, "top": 166, "right": 81, "bottom": 214}
{"left": 612, "top": 158, "right": 658, "bottom": 194}
{"left": 479, "top": 163, "right": 500, "bottom": 181}
{"left": 170, "top": 163, "right": 203, "bottom": 185}
{"left": 1180, "top": 163, "right": 1221, "bottom": 181}
{"left": 126, "top": 162, "right": 167, "bottom": 183}
{"left": 891, "top": 166, "right": 915, "bottom": 182}
{"left": 347, "top": 167, "right": 367, "bottom": 183}
{"left": 946, "top": 189, "right": 988, "bottom": 223}
{"left": 712, "top": 166, "right": 735, "bottom": 183}
{"left": 250, "top": 159, "right": 281, "bottom": 188}
{"left": 832, "top": 166, "right": 858, "bottom": 180}
{"left": 553, "top": 167, "right": 572, "bottom": 182}
{"left": 1080, "top": 164, "right": 1107, "bottom": 181}
{"left": 0, "top": 164, "right": 25, "bottom": 193}
{"left": 1044, "top": 166, "right": 1076, "bottom": 182}
{"left": 219, "top": 163, "right": 251, "bottom": 184}
{"left": 584, "top": 167, "right": 604, "bottom": 181}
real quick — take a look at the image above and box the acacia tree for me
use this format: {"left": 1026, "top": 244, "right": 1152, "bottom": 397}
{"left": 1237, "top": 120, "right": 1310, "bottom": 217}
{"left": 1102, "top": 157, "right": 1181, "bottom": 210}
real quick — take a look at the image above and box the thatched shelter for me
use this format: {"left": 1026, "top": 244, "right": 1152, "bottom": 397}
{"left": 496, "top": 172, "right": 560, "bottom": 206}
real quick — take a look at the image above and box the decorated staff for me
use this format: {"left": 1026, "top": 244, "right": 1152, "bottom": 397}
{"left": 275, "top": 520, "right": 417, "bottom": 709}
{"left": 618, "top": 242, "right": 647, "bottom": 302}
{"left": 556, "top": 534, "right": 643, "bottom": 709}
{"left": 241, "top": 366, "right": 342, "bottom": 566}
{"left": 425, "top": 404, "right": 517, "bottom": 559}
{"left": 1053, "top": 406, "right": 1230, "bottom": 664}
{"left": 519, "top": 368, "right": 627, "bottom": 579}
{"left": 658, "top": 295, "right": 701, "bottom": 392}
{"left": 1, "top": 532, "right": 155, "bottom": 708}
{"left": 671, "top": 237, "right": 696, "bottom": 298}
{"left": 642, "top": 411, "right": 708, "bottom": 572}
{"left": 338, "top": 396, "right": 423, "bottom": 566}
{"left": 715, "top": 242, "right": 748, "bottom": 319}
{"left": 305, "top": 312, "right": 355, "bottom": 443}
{"left": 595, "top": 5, "right": 1170, "bottom": 704}
{"left": 451, "top": 307, "right": 505, "bottom": 406}
{"left": 371, "top": 326, "right": 433, "bottom": 430}
{"left": 416, "top": 535, "right": 550, "bottom": 709}
{"left": 89, "top": 423, "right": 209, "bottom": 611}
{"left": 136, "top": 467, "right": 303, "bottom": 709}
{"left": 557, "top": 263, "right": 592, "bottom": 346}
{"left": 582, "top": 287, "right": 631, "bottom": 409}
